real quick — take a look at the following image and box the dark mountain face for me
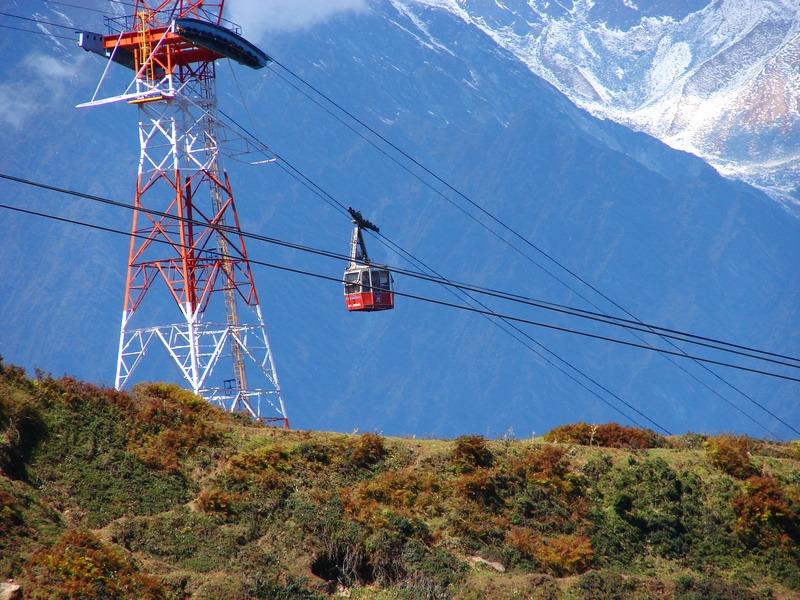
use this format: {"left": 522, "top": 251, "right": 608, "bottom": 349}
{"left": 1, "top": 0, "right": 798, "bottom": 438}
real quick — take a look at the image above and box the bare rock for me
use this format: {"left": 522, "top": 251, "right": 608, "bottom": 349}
{"left": 0, "top": 582, "right": 22, "bottom": 600}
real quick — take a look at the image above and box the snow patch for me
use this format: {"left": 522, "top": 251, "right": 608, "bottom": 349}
{"left": 648, "top": 40, "right": 692, "bottom": 94}
{"left": 391, "top": 0, "right": 456, "bottom": 55}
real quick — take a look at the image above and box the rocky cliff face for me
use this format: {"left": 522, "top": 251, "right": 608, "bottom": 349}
{"left": 404, "top": 0, "right": 800, "bottom": 208}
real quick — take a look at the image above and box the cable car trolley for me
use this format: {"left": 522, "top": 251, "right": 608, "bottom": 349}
{"left": 343, "top": 208, "right": 394, "bottom": 312}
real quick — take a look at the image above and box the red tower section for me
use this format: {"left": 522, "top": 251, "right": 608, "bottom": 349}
{"left": 79, "top": 1, "right": 289, "bottom": 427}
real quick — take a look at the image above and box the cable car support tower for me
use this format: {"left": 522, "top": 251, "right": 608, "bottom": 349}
{"left": 77, "top": 0, "right": 289, "bottom": 427}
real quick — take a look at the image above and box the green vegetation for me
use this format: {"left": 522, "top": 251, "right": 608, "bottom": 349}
{"left": 0, "top": 359, "right": 798, "bottom": 598}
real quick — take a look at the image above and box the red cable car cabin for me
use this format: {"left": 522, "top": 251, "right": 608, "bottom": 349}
{"left": 343, "top": 208, "right": 394, "bottom": 312}
{"left": 344, "top": 265, "right": 393, "bottom": 311}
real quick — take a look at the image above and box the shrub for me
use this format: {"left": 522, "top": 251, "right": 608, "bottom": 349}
{"left": 451, "top": 435, "right": 492, "bottom": 473}
{"left": 791, "top": 440, "right": 800, "bottom": 460}
{"left": 355, "top": 468, "right": 440, "bottom": 513}
{"left": 595, "top": 458, "right": 689, "bottom": 560}
{"left": 543, "top": 423, "right": 664, "bottom": 449}
{"left": 704, "top": 435, "right": 759, "bottom": 479}
{"left": 112, "top": 508, "right": 246, "bottom": 572}
{"left": 508, "top": 483, "right": 582, "bottom": 536}
{"left": 347, "top": 432, "right": 387, "bottom": 469}
{"left": 133, "top": 382, "right": 208, "bottom": 410}
{"left": 196, "top": 488, "right": 233, "bottom": 515}
{"left": 26, "top": 530, "right": 164, "bottom": 599}
{"left": 310, "top": 527, "right": 371, "bottom": 588}
{"left": 221, "top": 445, "right": 291, "bottom": 500}
{"left": 582, "top": 454, "right": 613, "bottom": 482}
{"left": 0, "top": 489, "right": 23, "bottom": 544}
{"left": 506, "top": 528, "right": 593, "bottom": 576}
{"left": 22, "top": 376, "right": 192, "bottom": 528}
{"left": 455, "top": 468, "right": 498, "bottom": 506}
{"left": 294, "top": 441, "right": 333, "bottom": 467}
{"left": 129, "top": 382, "right": 228, "bottom": 472}
{"left": 401, "top": 540, "right": 467, "bottom": 594}
{"left": 511, "top": 445, "right": 573, "bottom": 493}
{"left": 244, "top": 573, "right": 325, "bottom": 599}
{"left": 733, "top": 475, "right": 798, "bottom": 549}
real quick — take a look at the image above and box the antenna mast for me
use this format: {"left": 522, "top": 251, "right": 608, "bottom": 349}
{"left": 78, "top": 0, "right": 289, "bottom": 427}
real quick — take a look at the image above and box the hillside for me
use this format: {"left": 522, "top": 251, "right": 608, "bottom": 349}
{"left": 1, "top": 360, "right": 799, "bottom": 599}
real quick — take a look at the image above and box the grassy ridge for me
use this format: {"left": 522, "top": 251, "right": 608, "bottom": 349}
{"left": 0, "top": 359, "right": 798, "bottom": 599}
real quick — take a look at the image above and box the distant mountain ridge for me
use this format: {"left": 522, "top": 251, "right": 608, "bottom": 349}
{"left": 403, "top": 0, "right": 800, "bottom": 208}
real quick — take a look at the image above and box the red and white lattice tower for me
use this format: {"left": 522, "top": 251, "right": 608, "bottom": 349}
{"left": 78, "top": 1, "right": 289, "bottom": 427}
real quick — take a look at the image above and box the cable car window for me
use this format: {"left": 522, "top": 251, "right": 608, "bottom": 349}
{"left": 361, "top": 271, "right": 371, "bottom": 289}
{"left": 344, "top": 271, "right": 360, "bottom": 294}
{"left": 376, "top": 270, "right": 390, "bottom": 291}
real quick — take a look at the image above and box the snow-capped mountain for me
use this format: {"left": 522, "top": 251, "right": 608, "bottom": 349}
{"left": 402, "top": 0, "right": 800, "bottom": 208}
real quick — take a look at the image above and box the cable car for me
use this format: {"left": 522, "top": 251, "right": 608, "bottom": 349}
{"left": 343, "top": 208, "right": 394, "bottom": 312}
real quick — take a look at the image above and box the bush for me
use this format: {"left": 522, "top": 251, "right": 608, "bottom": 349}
{"left": 455, "top": 468, "right": 498, "bottom": 506}
{"left": 220, "top": 445, "right": 291, "bottom": 503}
{"left": 0, "top": 489, "right": 20, "bottom": 527}
{"left": 582, "top": 454, "right": 613, "bottom": 482}
{"left": 704, "top": 435, "right": 759, "bottom": 479}
{"left": 26, "top": 530, "right": 164, "bottom": 599}
{"left": 26, "top": 377, "right": 192, "bottom": 528}
{"left": 112, "top": 508, "right": 247, "bottom": 572}
{"left": 294, "top": 441, "right": 334, "bottom": 467}
{"left": 510, "top": 445, "right": 574, "bottom": 493}
{"left": 543, "top": 423, "right": 664, "bottom": 449}
{"left": 244, "top": 573, "right": 325, "bottom": 599}
{"left": 196, "top": 488, "right": 233, "bottom": 515}
{"left": 451, "top": 435, "right": 492, "bottom": 473}
{"left": 506, "top": 528, "right": 593, "bottom": 576}
{"left": 733, "top": 475, "right": 798, "bottom": 549}
{"left": 129, "top": 382, "right": 228, "bottom": 472}
{"left": 401, "top": 540, "right": 467, "bottom": 595}
{"left": 595, "top": 458, "right": 688, "bottom": 560}
{"left": 132, "top": 382, "right": 209, "bottom": 410}
{"left": 348, "top": 432, "right": 387, "bottom": 469}
{"left": 354, "top": 468, "right": 440, "bottom": 514}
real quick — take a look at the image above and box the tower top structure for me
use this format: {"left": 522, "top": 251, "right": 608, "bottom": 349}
{"left": 78, "top": 0, "right": 268, "bottom": 103}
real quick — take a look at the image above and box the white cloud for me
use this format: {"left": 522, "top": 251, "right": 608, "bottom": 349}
{"left": 0, "top": 84, "right": 38, "bottom": 130}
{"left": 25, "top": 53, "right": 82, "bottom": 84}
{"left": 0, "top": 53, "right": 88, "bottom": 129}
{"left": 27, "top": 53, "right": 84, "bottom": 104}
{"left": 226, "top": 0, "right": 369, "bottom": 39}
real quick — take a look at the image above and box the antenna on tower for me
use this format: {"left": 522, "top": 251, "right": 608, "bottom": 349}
{"left": 77, "top": 1, "right": 289, "bottom": 428}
